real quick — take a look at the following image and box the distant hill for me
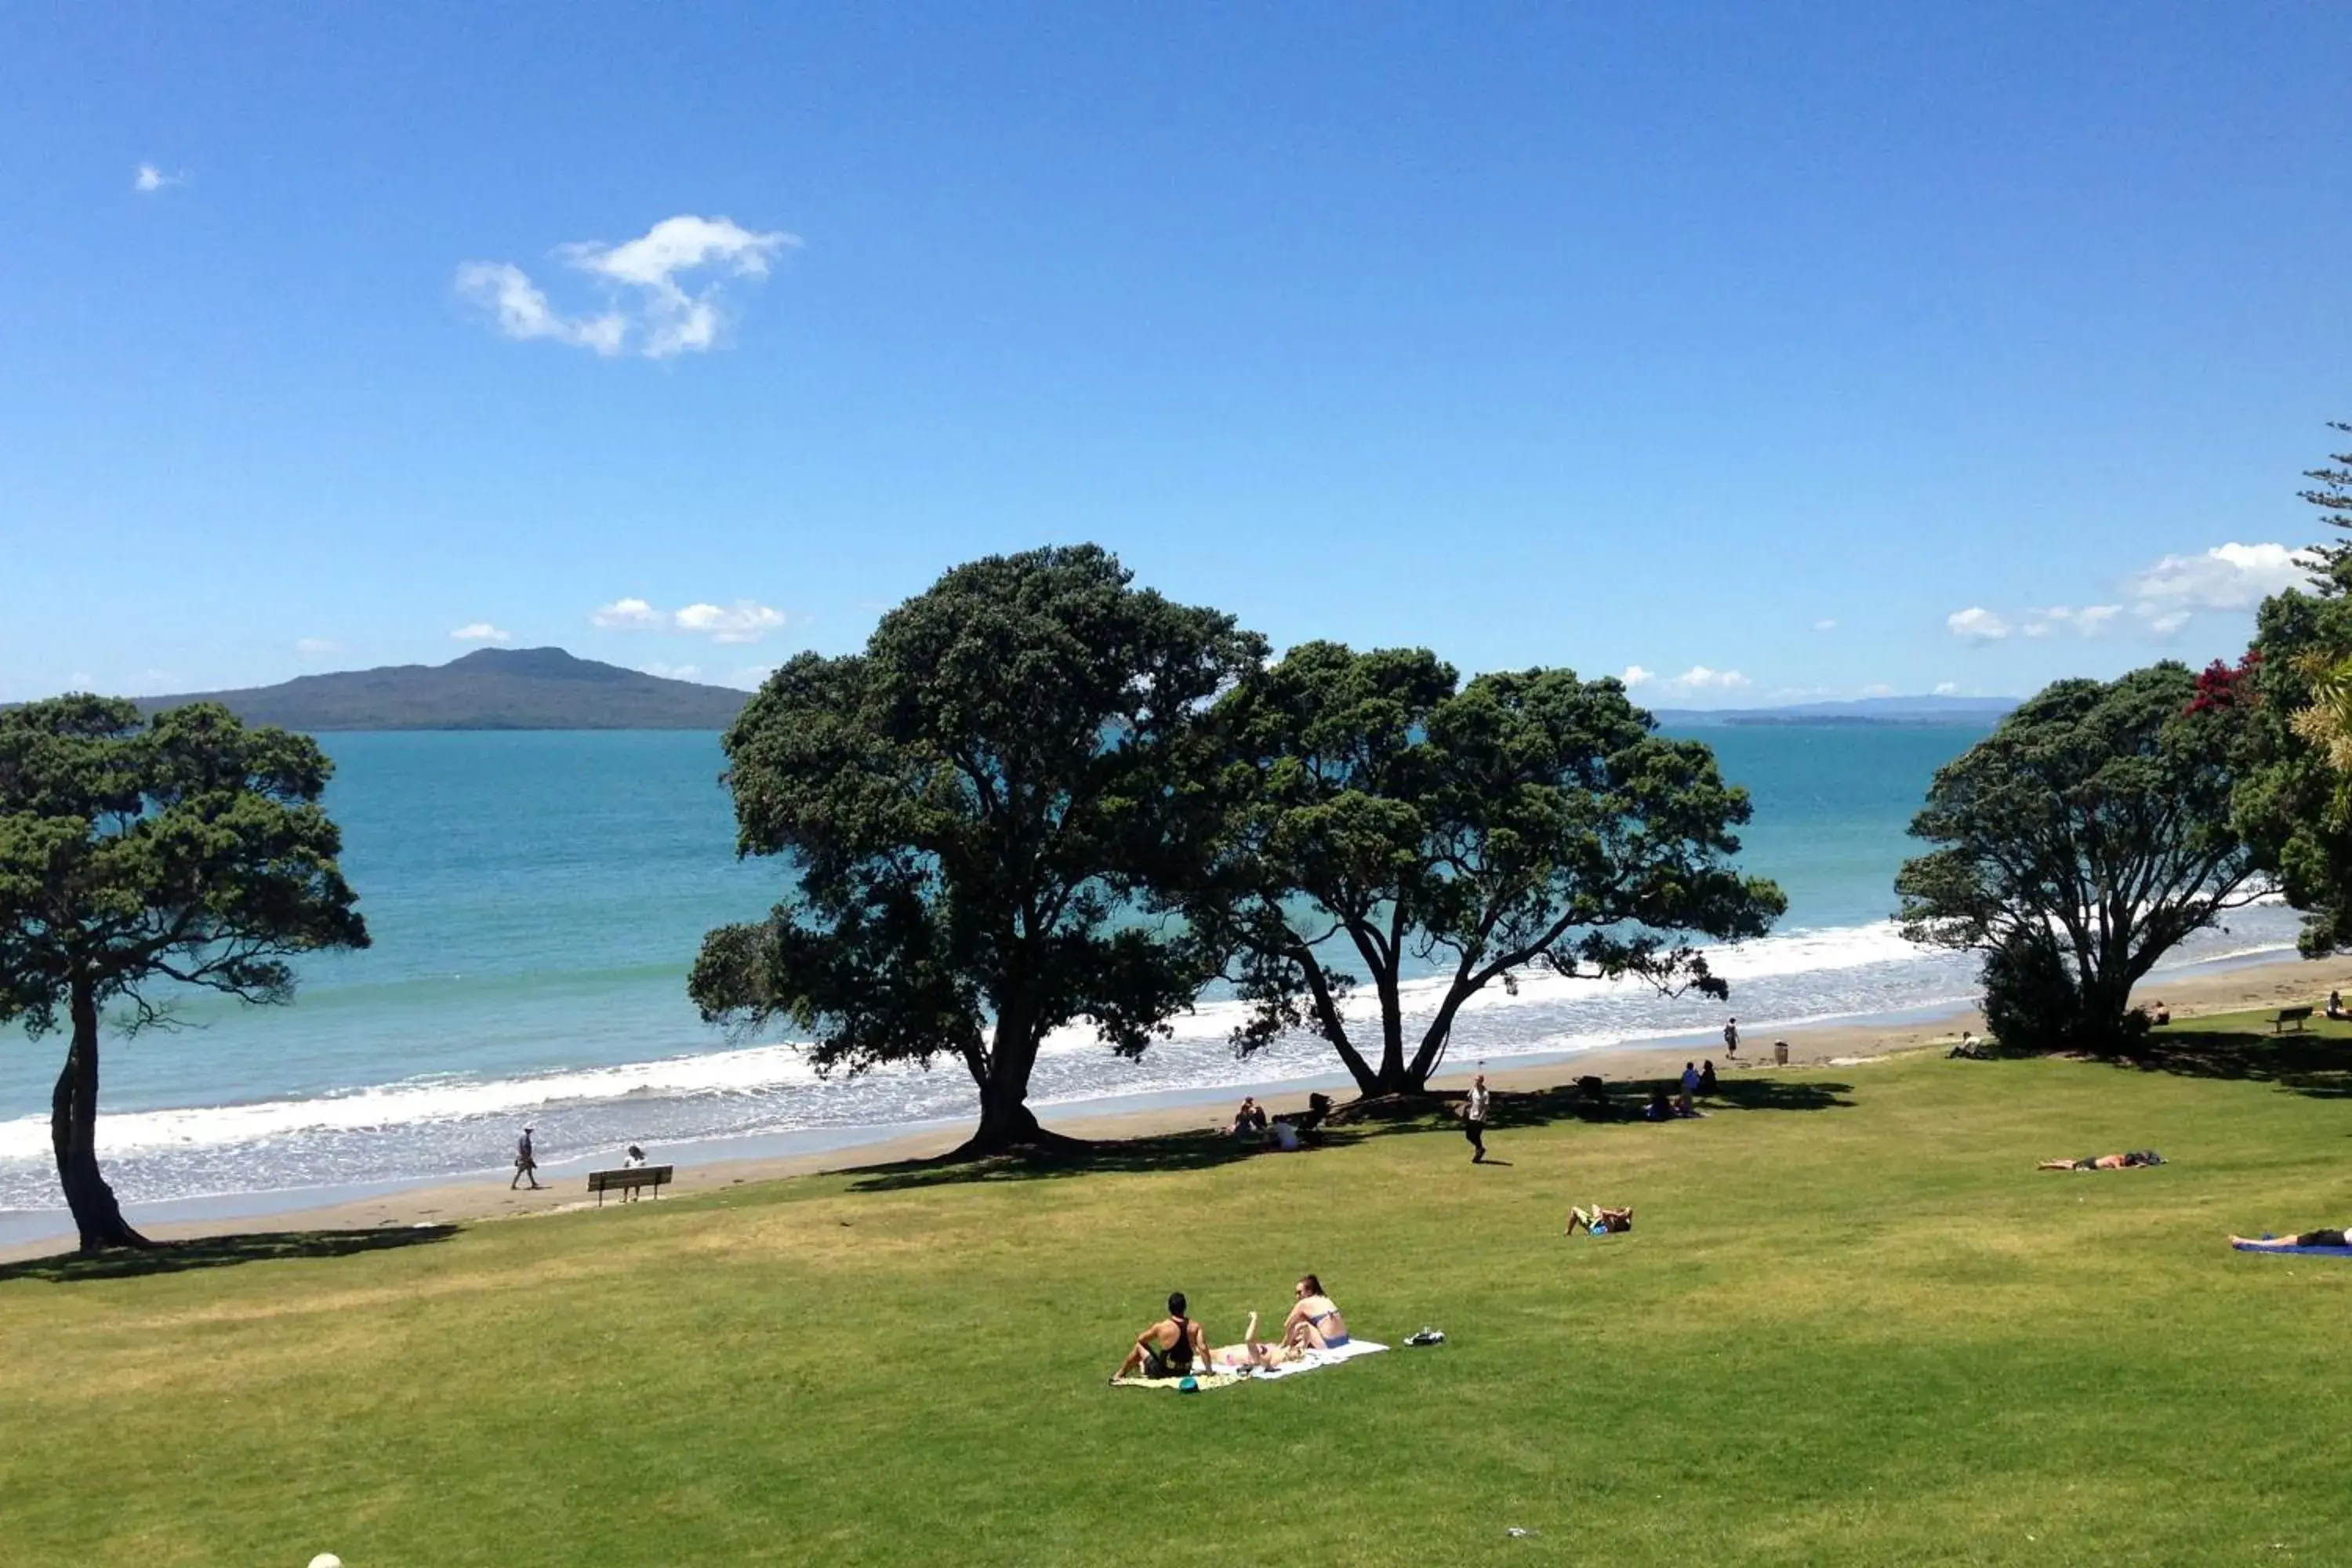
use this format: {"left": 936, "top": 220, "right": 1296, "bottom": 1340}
{"left": 1656, "top": 695, "right": 2017, "bottom": 728}
{"left": 133, "top": 648, "right": 750, "bottom": 731}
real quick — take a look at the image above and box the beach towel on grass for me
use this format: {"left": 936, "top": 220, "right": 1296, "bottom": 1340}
{"left": 2233, "top": 1241, "right": 2352, "bottom": 1257}
{"left": 1245, "top": 1340, "right": 1389, "bottom": 1381}
{"left": 1110, "top": 1370, "right": 1246, "bottom": 1392}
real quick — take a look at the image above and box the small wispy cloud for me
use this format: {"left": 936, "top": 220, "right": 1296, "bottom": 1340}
{"left": 1812, "top": 619, "right": 1838, "bottom": 633}
{"left": 590, "top": 597, "right": 787, "bottom": 644}
{"left": 294, "top": 637, "right": 339, "bottom": 656}
{"left": 641, "top": 662, "right": 702, "bottom": 681}
{"left": 458, "top": 215, "right": 799, "bottom": 359}
{"left": 451, "top": 622, "right": 512, "bottom": 644}
{"left": 132, "top": 162, "right": 186, "bottom": 194}
{"left": 1933, "top": 681, "right": 1960, "bottom": 696}
{"left": 728, "top": 664, "right": 780, "bottom": 690}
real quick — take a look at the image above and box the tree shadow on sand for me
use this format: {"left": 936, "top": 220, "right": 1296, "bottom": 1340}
{"left": 0, "top": 1224, "right": 460, "bottom": 1285}
{"left": 2122, "top": 1025, "right": 2352, "bottom": 1101}
{"left": 848, "top": 1073, "right": 1855, "bottom": 1192}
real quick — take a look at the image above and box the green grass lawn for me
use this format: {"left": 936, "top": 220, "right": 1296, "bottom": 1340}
{"left": 2, "top": 1046, "right": 2347, "bottom": 1566}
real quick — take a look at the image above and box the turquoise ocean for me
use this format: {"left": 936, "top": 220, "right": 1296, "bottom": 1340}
{"left": 0, "top": 727, "right": 2303, "bottom": 1224}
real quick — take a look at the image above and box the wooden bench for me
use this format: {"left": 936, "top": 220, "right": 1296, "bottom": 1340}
{"left": 2273, "top": 1006, "right": 2314, "bottom": 1033}
{"left": 587, "top": 1165, "right": 673, "bottom": 1205}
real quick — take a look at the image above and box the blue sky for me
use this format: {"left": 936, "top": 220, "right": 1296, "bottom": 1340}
{"left": 2, "top": 2, "right": 2346, "bottom": 706}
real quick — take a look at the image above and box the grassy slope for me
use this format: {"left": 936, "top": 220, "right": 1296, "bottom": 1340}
{"left": 2, "top": 1044, "right": 2347, "bottom": 1567}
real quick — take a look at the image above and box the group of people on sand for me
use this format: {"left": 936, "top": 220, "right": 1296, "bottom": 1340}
{"left": 1116, "top": 1275, "right": 1352, "bottom": 1380}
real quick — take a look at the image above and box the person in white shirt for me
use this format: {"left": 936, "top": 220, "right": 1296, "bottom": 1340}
{"left": 1463, "top": 1073, "right": 1491, "bottom": 1163}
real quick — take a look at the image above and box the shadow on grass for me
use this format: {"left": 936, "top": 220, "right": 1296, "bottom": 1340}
{"left": 2126, "top": 1026, "right": 2352, "bottom": 1100}
{"left": 849, "top": 1073, "right": 1855, "bottom": 1191}
{"left": 0, "top": 1224, "right": 459, "bottom": 1285}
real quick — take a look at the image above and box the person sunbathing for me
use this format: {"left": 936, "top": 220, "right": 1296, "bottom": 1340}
{"left": 2037, "top": 1150, "right": 2164, "bottom": 1171}
{"left": 1565, "top": 1203, "right": 1634, "bottom": 1235}
{"left": 1204, "top": 1312, "right": 1308, "bottom": 1371}
{"left": 1281, "top": 1273, "right": 1350, "bottom": 1349}
{"left": 1114, "top": 1290, "right": 1212, "bottom": 1381}
{"left": 2230, "top": 1225, "right": 2350, "bottom": 1250}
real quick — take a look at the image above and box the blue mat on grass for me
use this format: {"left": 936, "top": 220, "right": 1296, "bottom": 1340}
{"left": 2232, "top": 1240, "right": 2352, "bottom": 1256}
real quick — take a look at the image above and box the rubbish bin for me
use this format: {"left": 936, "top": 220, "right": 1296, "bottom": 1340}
{"left": 1773, "top": 1040, "right": 1789, "bottom": 1065}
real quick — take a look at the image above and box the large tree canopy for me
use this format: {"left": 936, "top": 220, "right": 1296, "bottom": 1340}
{"left": 1896, "top": 665, "right": 2259, "bottom": 1052}
{"left": 688, "top": 545, "right": 1265, "bottom": 1155}
{"left": 1194, "top": 642, "right": 1784, "bottom": 1096}
{"left": 2230, "top": 422, "right": 2352, "bottom": 954}
{"left": 0, "top": 698, "right": 367, "bottom": 1250}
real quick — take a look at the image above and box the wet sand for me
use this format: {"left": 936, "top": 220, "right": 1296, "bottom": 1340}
{"left": 8, "top": 952, "right": 2347, "bottom": 1264}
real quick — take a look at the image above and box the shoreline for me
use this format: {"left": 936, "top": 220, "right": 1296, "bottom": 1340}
{"left": 6, "top": 949, "right": 2347, "bottom": 1264}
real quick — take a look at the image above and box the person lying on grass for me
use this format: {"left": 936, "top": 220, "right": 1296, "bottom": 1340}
{"left": 1114, "top": 1291, "right": 1213, "bottom": 1381}
{"left": 2036, "top": 1150, "right": 2165, "bottom": 1171}
{"left": 1281, "top": 1274, "right": 1350, "bottom": 1350}
{"left": 2230, "top": 1225, "right": 2350, "bottom": 1250}
{"left": 1565, "top": 1204, "right": 1634, "bottom": 1236}
{"left": 1203, "top": 1312, "right": 1309, "bottom": 1372}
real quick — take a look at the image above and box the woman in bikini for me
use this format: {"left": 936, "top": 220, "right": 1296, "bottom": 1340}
{"left": 2036, "top": 1150, "right": 2163, "bottom": 1171}
{"left": 1281, "top": 1273, "right": 1350, "bottom": 1350}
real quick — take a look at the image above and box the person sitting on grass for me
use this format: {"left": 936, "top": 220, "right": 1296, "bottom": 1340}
{"left": 2230, "top": 1224, "right": 2350, "bottom": 1250}
{"left": 1645, "top": 1086, "right": 1675, "bottom": 1122}
{"left": 1949, "top": 1030, "right": 1986, "bottom": 1059}
{"left": 1114, "top": 1291, "right": 1212, "bottom": 1381}
{"left": 1204, "top": 1312, "right": 1308, "bottom": 1372}
{"left": 1281, "top": 1274, "right": 1350, "bottom": 1350}
{"left": 2329, "top": 989, "right": 2347, "bottom": 1022}
{"left": 1230, "top": 1097, "right": 1268, "bottom": 1138}
{"left": 2037, "top": 1149, "right": 2164, "bottom": 1171}
{"left": 1565, "top": 1203, "right": 1634, "bottom": 1236}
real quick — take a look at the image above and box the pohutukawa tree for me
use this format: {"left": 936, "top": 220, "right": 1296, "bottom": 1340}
{"left": 1896, "top": 665, "right": 2260, "bottom": 1054}
{"left": 689, "top": 545, "right": 1265, "bottom": 1156}
{"left": 1192, "top": 642, "right": 1786, "bottom": 1098}
{"left": 0, "top": 698, "right": 368, "bottom": 1250}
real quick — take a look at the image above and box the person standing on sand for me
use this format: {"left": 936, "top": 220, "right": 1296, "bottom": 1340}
{"left": 511, "top": 1125, "right": 541, "bottom": 1190}
{"left": 1723, "top": 1018, "right": 1739, "bottom": 1059}
{"left": 1464, "top": 1073, "right": 1491, "bottom": 1163}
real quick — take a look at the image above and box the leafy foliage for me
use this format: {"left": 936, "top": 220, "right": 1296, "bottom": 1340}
{"left": 0, "top": 696, "right": 367, "bottom": 1247}
{"left": 1896, "top": 666, "right": 2257, "bottom": 1051}
{"left": 0, "top": 697, "right": 368, "bottom": 1033}
{"left": 688, "top": 546, "right": 1265, "bottom": 1150}
{"left": 1192, "top": 642, "right": 1784, "bottom": 1094}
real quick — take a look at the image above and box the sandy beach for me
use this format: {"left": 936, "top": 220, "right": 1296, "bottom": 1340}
{"left": 7, "top": 952, "right": 2347, "bottom": 1265}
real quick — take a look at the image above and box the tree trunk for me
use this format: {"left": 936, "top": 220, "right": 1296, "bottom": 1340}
{"left": 51, "top": 979, "right": 151, "bottom": 1253}
{"left": 949, "top": 1027, "right": 1087, "bottom": 1158}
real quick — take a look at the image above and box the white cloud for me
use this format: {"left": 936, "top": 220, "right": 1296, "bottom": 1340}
{"left": 454, "top": 262, "right": 627, "bottom": 355}
{"left": 728, "top": 664, "right": 779, "bottom": 690}
{"left": 590, "top": 597, "right": 667, "bottom": 630}
{"left": 592, "top": 596, "right": 788, "bottom": 643}
{"left": 458, "top": 215, "right": 798, "bottom": 359}
{"left": 451, "top": 622, "right": 512, "bottom": 643}
{"left": 1933, "top": 681, "right": 1960, "bottom": 696}
{"left": 1861, "top": 683, "right": 1896, "bottom": 698}
{"left": 641, "top": 662, "right": 702, "bottom": 681}
{"left": 2075, "top": 604, "right": 2122, "bottom": 635}
{"left": 1947, "top": 607, "right": 2010, "bottom": 644}
{"left": 1624, "top": 664, "right": 1751, "bottom": 697}
{"left": 1812, "top": 619, "right": 1838, "bottom": 633}
{"left": 294, "top": 637, "right": 338, "bottom": 655}
{"left": 673, "top": 601, "right": 786, "bottom": 644}
{"left": 132, "top": 162, "right": 185, "bottom": 194}
{"left": 2111, "top": 541, "right": 2310, "bottom": 636}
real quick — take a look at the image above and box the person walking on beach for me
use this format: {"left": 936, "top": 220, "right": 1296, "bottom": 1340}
{"left": 1464, "top": 1073, "right": 1491, "bottom": 1163}
{"left": 511, "top": 1125, "right": 541, "bottom": 1190}
{"left": 1723, "top": 1018, "right": 1740, "bottom": 1059}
